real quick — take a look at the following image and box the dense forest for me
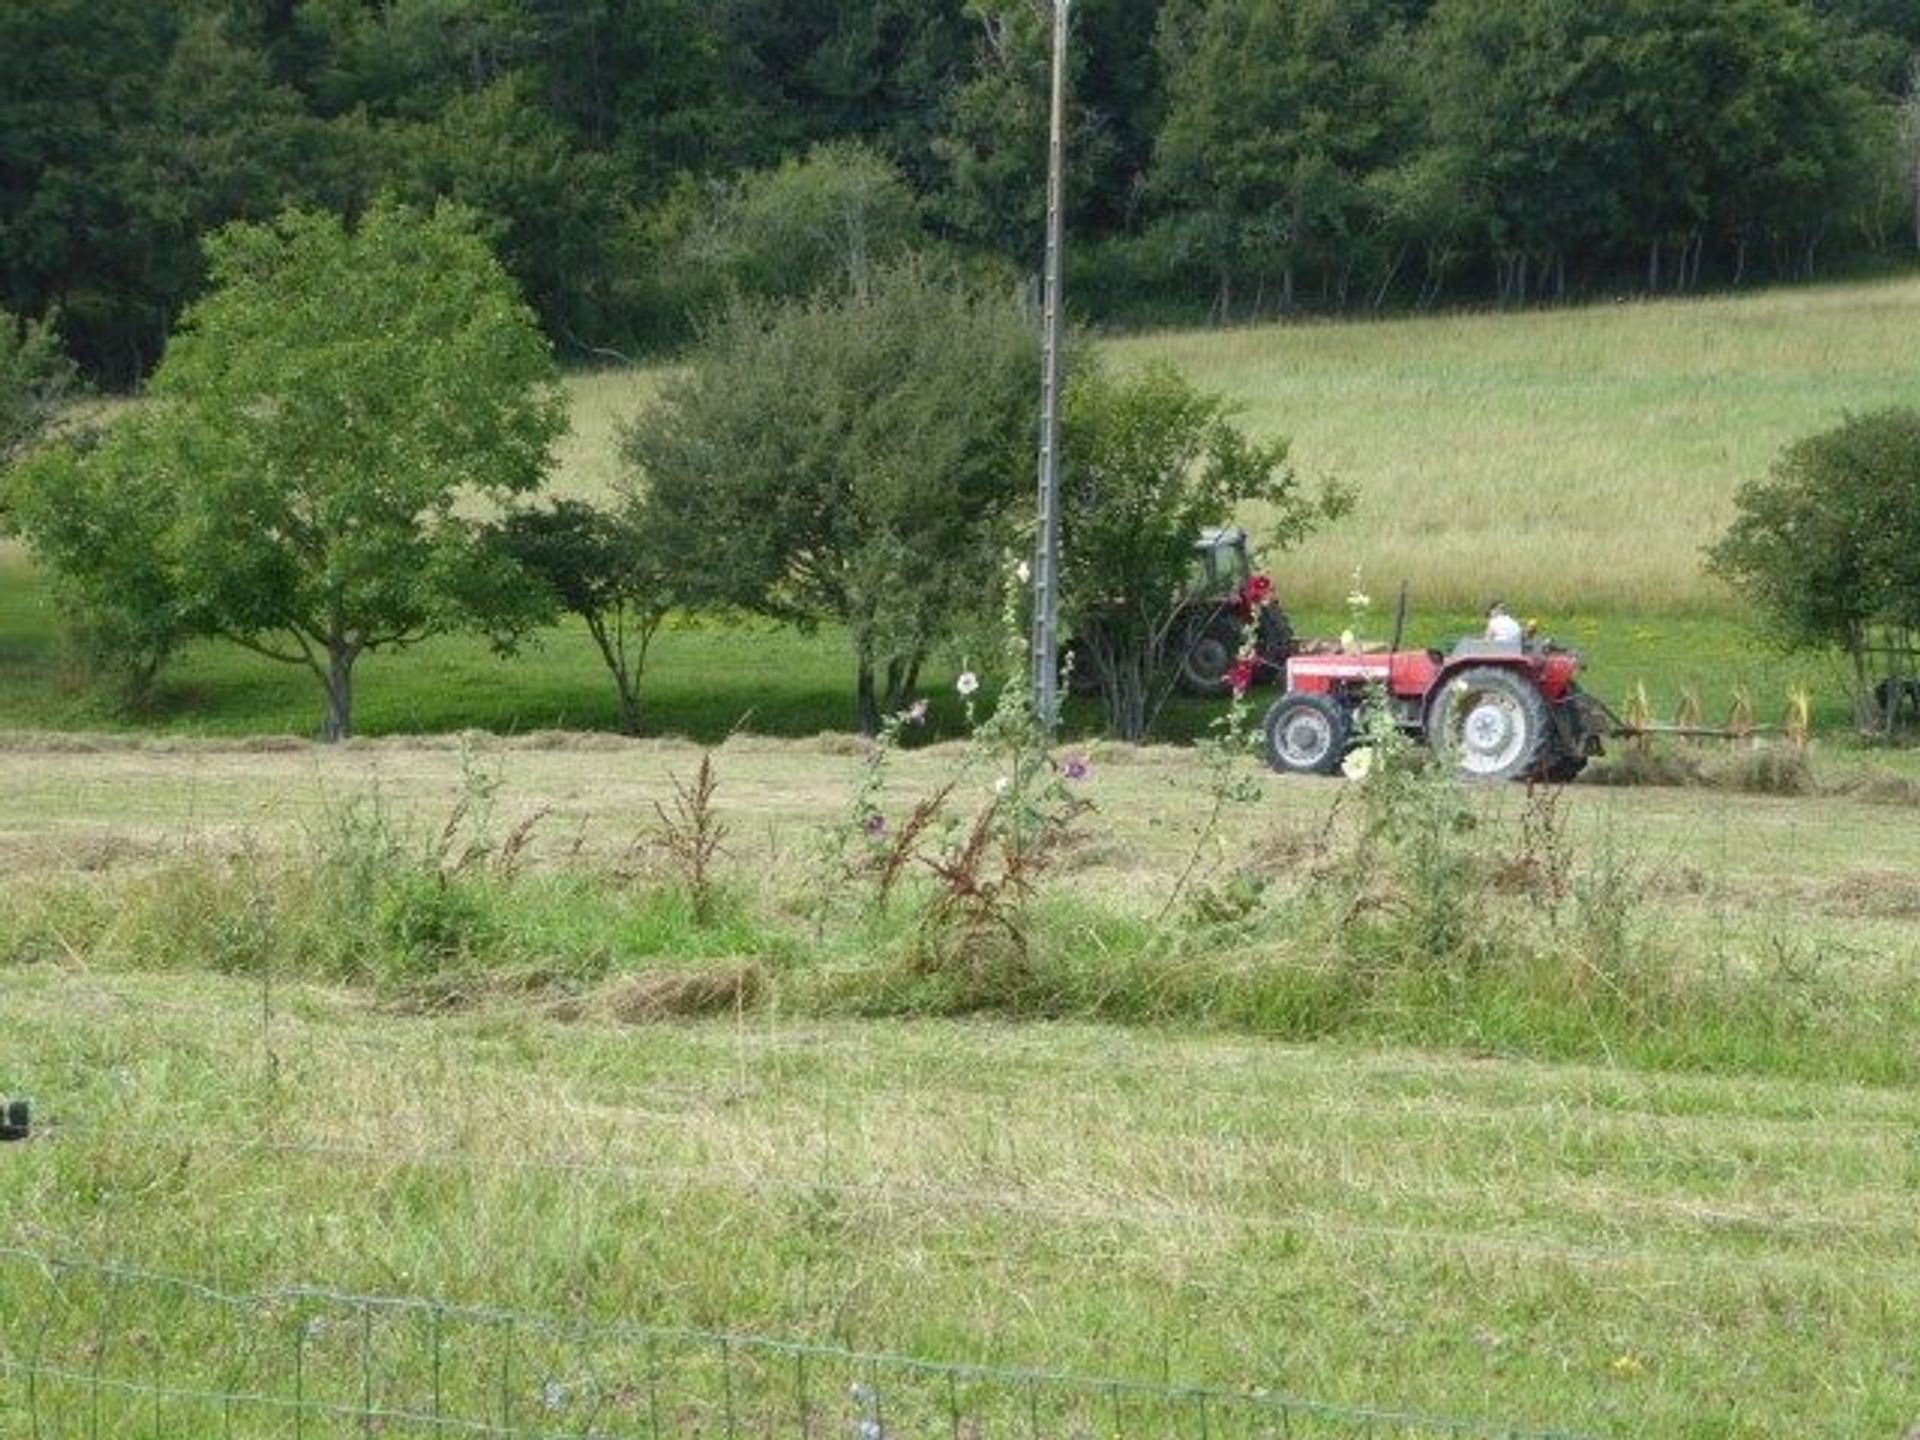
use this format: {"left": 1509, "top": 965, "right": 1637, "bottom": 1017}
{"left": 5, "top": 0, "right": 1918, "bottom": 382}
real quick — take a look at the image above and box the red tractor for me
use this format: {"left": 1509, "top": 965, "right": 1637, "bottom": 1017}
{"left": 1261, "top": 636, "right": 1607, "bottom": 782}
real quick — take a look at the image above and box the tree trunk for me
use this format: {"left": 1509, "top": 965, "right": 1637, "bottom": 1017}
{"left": 1371, "top": 247, "right": 1405, "bottom": 311}
{"left": 586, "top": 615, "right": 642, "bottom": 736}
{"left": 1732, "top": 237, "right": 1748, "bottom": 287}
{"left": 1102, "top": 650, "right": 1151, "bottom": 744}
{"left": 1848, "top": 627, "right": 1876, "bottom": 734}
{"left": 321, "top": 644, "right": 355, "bottom": 743}
{"left": 881, "top": 656, "right": 909, "bottom": 715}
{"left": 855, "top": 658, "right": 879, "bottom": 738}
{"left": 1647, "top": 239, "right": 1661, "bottom": 294}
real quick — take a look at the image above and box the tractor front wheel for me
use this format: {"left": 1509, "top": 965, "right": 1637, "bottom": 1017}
{"left": 1427, "top": 666, "right": 1551, "bottom": 782}
{"left": 1262, "top": 693, "right": 1349, "bottom": 776}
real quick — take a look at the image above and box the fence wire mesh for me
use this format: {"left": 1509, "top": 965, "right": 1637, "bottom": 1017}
{"left": 0, "top": 1249, "right": 1597, "bottom": 1440}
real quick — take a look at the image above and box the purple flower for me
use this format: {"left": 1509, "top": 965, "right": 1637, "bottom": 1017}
{"left": 863, "top": 812, "right": 887, "bottom": 836}
{"left": 1062, "top": 755, "right": 1090, "bottom": 782}
{"left": 906, "top": 698, "right": 929, "bottom": 724}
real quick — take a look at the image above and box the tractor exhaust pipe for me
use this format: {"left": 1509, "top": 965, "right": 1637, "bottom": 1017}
{"left": 1389, "top": 581, "right": 1409, "bottom": 655}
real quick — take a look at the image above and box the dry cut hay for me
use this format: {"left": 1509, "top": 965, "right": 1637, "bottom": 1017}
{"left": 599, "top": 961, "right": 767, "bottom": 1023}
{"left": 1586, "top": 745, "right": 1814, "bottom": 796}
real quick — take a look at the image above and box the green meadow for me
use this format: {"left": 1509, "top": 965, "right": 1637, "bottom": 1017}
{"left": 6, "top": 280, "right": 1920, "bottom": 1440}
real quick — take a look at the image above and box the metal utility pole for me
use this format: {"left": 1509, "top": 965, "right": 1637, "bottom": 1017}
{"left": 1030, "top": 0, "right": 1070, "bottom": 735}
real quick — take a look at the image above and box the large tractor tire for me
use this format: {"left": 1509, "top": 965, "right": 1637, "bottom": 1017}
{"left": 1254, "top": 604, "right": 1295, "bottom": 680}
{"left": 1539, "top": 685, "right": 1600, "bottom": 783}
{"left": 1427, "top": 666, "right": 1552, "bottom": 782}
{"left": 1174, "top": 610, "right": 1244, "bottom": 698}
{"left": 1262, "top": 693, "right": 1349, "bottom": 776}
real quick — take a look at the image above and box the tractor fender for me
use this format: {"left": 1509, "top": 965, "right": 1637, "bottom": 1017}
{"left": 1431, "top": 645, "right": 1579, "bottom": 703}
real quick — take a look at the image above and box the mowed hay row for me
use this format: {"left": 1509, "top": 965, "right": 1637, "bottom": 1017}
{"left": 1109, "top": 276, "right": 1920, "bottom": 613}
{"left": 5, "top": 967, "right": 1920, "bottom": 1439}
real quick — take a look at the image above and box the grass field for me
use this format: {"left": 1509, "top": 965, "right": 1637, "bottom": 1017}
{"left": 7, "top": 276, "right": 1920, "bottom": 744}
{"left": 6, "top": 281, "right": 1920, "bottom": 1439}
{"left": 0, "top": 544, "right": 1873, "bottom": 743}
{"left": 1111, "top": 275, "right": 1920, "bottom": 612}
{"left": 4, "top": 736, "right": 1920, "bottom": 1438}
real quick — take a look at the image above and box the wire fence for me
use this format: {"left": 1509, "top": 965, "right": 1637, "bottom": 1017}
{"left": 0, "top": 1249, "right": 1600, "bottom": 1440}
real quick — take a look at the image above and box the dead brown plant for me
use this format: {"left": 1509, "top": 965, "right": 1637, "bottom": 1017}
{"left": 651, "top": 753, "right": 728, "bottom": 923}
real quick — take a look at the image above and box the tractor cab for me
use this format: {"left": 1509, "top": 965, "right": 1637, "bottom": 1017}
{"left": 1191, "top": 527, "right": 1253, "bottom": 593}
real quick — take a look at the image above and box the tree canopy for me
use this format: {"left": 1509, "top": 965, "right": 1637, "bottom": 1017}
{"left": 622, "top": 257, "right": 1038, "bottom": 734}
{"left": 1059, "top": 363, "right": 1347, "bottom": 740}
{"left": 0, "top": 310, "right": 76, "bottom": 472}
{"left": 1708, "top": 408, "right": 1920, "bottom": 730}
{"left": 9, "top": 200, "right": 567, "bottom": 739}
{"left": 3, "top": 0, "right": 1913, "bottom": 380}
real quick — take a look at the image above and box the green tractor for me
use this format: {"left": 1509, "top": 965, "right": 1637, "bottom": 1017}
{"left": 1069, "top": 527, "right": 1295, "bottom": 698}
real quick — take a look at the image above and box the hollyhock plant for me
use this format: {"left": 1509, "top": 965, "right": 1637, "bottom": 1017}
{"left": 1235, "top": 572, "right": 1274, "bottom": 620}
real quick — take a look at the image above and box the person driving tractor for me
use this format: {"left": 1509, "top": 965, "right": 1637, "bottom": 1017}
{"left": 1484, "top": 601, "right": 1523, "bottom": 644}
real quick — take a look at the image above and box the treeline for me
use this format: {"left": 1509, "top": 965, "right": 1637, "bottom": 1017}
{"left": 5, "top": 0, "right": 1919, "bottom": 382}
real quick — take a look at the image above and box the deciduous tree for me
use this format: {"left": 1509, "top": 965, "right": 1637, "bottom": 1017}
{"left": 623, "top": 257, "right": 1036, "bottom": 735}
{"left": 496, "top": 499, "right": 672, "bottom": 735}
{"left": 19, "top": 201, "right": 567, "bottom": 740}
{"left": 1709, "top": 408, "right": 1920, "bottom": 731}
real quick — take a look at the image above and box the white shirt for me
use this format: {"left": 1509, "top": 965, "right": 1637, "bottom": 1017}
{"left": 1485, "top": 613, "right": 1523, "bottom": 643}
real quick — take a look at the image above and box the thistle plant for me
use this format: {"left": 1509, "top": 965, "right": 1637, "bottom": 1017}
{"left": 821, "top": 554, "right": 1092, "bottom": 964}
{"left": 1162, "top": 571, "right": 1275, "bottom": 920}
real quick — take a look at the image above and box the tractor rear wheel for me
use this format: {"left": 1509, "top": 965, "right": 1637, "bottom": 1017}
{"left": 1175, "top": 611, "right": 1244, "bottom": 698}
{"left": 1262, "top": 693, "right": 1349, "bottom": 776}
{"left": 1427, "top": 666, "right": 1552, "bottom": 782}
